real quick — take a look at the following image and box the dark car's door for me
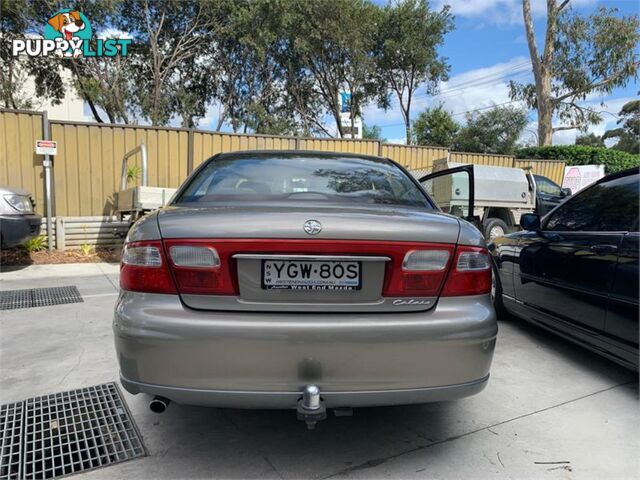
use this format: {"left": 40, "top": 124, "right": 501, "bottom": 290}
{"left": 534, "top": 174, "right": 566, "bottom": 216}
{"left": 515, "top": 173, "right": 638, "bottom": 333}
{"left": 606, "top": 229, "right": 639, "bottom": 355}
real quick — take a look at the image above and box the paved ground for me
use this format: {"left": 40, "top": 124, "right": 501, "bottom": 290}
{"left": 0, "top": 263, "right": 638, "bottom": 479}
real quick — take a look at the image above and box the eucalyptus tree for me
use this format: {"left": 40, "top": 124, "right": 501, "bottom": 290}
{"left": 116, "top": 0, "right": 215, "bottom": 126}
{"left": 512, "top": 0, "right": 639, "bottom": 145}
{"left": 374, "top": 0, "right": 453, "bottom": 144}
{"left": 283, "top": 0, "right": 380, "bottom": 138}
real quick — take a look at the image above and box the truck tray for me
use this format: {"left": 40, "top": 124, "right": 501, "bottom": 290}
{"left": 116, "top": 186, "right": 177, "bottom": 213}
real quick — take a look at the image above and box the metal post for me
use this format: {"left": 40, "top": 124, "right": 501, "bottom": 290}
{"left": 141, "top": 141, "right": 148, "bottom": 187}
{"left": 187, "top": 129, "right": 194, "bottom": 174}
{"left": 42, "top": 111, "right": 53, "bottom": 252}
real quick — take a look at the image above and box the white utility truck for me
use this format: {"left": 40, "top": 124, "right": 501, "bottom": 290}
{"left": 116, "top": 143, "right": 177, "bottom": 223}
{"left": 415, "top": 159, "right": 571, "bottom": 241}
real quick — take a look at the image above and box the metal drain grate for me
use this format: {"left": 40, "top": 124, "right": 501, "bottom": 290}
{"left": 0, "top": 383, "right": 146, "bottom": 479}
{"left": 0, "top": 286, "right": 83, "bottom": 311}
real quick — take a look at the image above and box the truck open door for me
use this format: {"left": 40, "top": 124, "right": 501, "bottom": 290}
{"left": 419, "top": 165, "right": 481, "bottom": 230}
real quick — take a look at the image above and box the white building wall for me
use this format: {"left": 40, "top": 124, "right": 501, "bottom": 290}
{"left": 23, "top": 68, "right": 86, "bottom": 122}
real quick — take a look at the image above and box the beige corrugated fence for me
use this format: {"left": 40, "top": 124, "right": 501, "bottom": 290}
{"left": 0, "top": 108, "right": 567, "bottom": 217}
{"left": 0, "top": 110, "right": 45, "bottom": 213}
{"left": 514, "top": 159, "right": 566, "bottom": 184}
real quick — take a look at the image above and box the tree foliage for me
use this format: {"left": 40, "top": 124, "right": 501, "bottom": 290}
{"left": 454, "top": 105, "right": 528, "bottom": 155}
{"left": 575, "top": 133, "right": 604, "bottom": 148}
{"left": 374, "top": 0, "right": 453, "bottom": 144}
{"left": 0, "top": 0, "right": 66, "bottom": 109}
{"left": 282, "top": 0, "right": 380, "bottom": 137}
{"left": 602, "top": 99, "right": 640, "bottom": 154}
{"left": 413, "top": 104, "right": 528, "bottom": 155}
{"left": 412, "top": 105, "right": 458, "bottom": 148}
{"left": 511, "top": 1, "right": 639, "bottom": 146}
{"left": 362, "top": 124, "right": 386, "bottom": 141}
{"left": 7, "top": 0, "right": 635, "bottom": 149}
{"left": 516, "top": 145, "right": 640, "bottom": 173}
{"left": 1, "top": 0, "right": 452, "bottom": 135}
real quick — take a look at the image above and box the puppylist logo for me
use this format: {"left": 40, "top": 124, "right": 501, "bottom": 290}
{"left": 12, "top": 9, "right": 131, "bottom": 58}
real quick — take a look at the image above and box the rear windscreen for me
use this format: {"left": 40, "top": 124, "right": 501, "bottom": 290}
{"left": 175, "top": 155, "right": 432, "bottom": 208}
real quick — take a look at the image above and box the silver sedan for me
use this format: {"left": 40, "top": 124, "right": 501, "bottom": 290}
{"left": 113, "top": 151, "right": 497, "bottom": 424}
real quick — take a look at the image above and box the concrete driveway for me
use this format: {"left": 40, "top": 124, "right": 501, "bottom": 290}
{"left": 0, "top": 263, "right": 637, "bottom": 479}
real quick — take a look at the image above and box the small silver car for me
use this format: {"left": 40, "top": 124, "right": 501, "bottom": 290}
{"left": 113, "top": 151, "right": 497, "bottom": 422}
{"left": 0, "top": 185, "right": 41, "bottom": 248}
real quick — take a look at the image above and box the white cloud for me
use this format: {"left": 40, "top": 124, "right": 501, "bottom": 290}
{"left": 434, "top": 0, "right": 596, "bottom": 25}
{"left": 518, "top": 96, "right": 630, "bottom": 146}
{"left": 552, "top": 96, "right": 632, "bottom": 145}
{"left": 197, "top": 101, "right": 224, "bottom": 130}
{"left": 96, "top": 28, "right": 132, "bottom": 40}
{"left": 360, "top": 56, "right": 632, "bottom": 148}
{"left": 362, "top": 56, "right": 532, "bottom": 128}
{"left": 434, "top": 56, "right": 531, "bottom": 115}
{"left": 386, "top": 137, "right": 407, "bottom": 145}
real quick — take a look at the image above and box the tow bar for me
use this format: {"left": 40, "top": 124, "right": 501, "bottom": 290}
{"left": 297, "top": 384, "right": 326, "bottom": 429}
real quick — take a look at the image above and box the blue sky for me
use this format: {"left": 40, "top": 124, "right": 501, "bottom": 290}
{"left": 361, "top": 0, "right": 639, "bottom": 145}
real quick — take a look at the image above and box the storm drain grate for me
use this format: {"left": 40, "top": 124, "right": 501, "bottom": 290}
{"left": 0, "top": 286, "right": 83, "bottom": 311}
{"left": 0, "top": 383, "right": 146, "bottom": 479}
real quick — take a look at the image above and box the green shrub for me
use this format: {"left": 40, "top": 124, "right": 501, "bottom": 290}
{"left": 126, "top": 165, "right": 142, "bottom": 184}
{"left": 515, "top": 145, "right": 640, "bottom": 174}
{"left": 22, "top": 236, "right": 47, "bottom": 252}
{"left": 79, "top": 243, "right": 94, "bottom": 256}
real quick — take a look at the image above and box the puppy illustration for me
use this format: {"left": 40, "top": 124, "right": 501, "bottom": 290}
{"left": 47, "top": 11, "right": 85, "bottom": 57}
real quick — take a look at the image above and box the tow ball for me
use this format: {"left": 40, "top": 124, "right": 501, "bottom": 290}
{"left": 297, "top": 385, "right": 326, "bottom": 429}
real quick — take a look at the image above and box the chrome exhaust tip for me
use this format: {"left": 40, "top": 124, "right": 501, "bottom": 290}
{"left": 149, "top": 395, "right": 170, "bottom": 413}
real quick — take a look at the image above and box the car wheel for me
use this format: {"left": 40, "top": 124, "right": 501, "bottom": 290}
{"left": 484, "top": 218, "right": 509, "bottom": 242}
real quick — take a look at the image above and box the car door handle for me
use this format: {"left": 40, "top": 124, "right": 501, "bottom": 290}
{"left": 589, "top": 244, "right": 618, "bottom": 255}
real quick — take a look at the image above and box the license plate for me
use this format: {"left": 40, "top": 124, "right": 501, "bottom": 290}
{"left": 261, "top": 260, "right": 361, "bottom": 291}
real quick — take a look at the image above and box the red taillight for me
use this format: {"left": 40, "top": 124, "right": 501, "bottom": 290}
{"left": 163, "top": 240, "right": 237, "bottom": 295}
{"left": 384, "top": 248, "right": 454, "bottom": 297}
{"left": 120, "top": 241, "right": 177, "bottom": 294}
{"left": 440, "top": 246, "right": 492, "bottom": 296}
{"left": 162, "top": 239, "right": 457, "bottom": 298}
{"left": 126, "top": 239, "right": 490, "bottom": 299}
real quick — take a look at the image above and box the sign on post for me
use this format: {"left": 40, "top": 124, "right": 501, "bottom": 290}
{"left": 338, "top": 91, "right": 362, "bottom": 139}
{"left": 35, "top": 139, "right": 57, "bottom": 156}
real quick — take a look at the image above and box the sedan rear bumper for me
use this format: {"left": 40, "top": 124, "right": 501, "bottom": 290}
{"left": 113, "top": 292, "right": 497, "bottom": 409}
{"left": 120, "top": 374, "right": 490, "bottom": 409}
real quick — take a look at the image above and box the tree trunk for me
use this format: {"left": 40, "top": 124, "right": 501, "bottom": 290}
{"left": 86, "top": 98, "right": 104, "bottom": 123}
{"left": 537, "top": 68, "right": 553, "bottom": 146}
{"left": 523, "top": 0, "right": 560, "bottom": 146}
{"left": 402, "top": 95, "right": 412, "bottom": 144}
{"left": 404, "top": 117, "right": 411, "bottom": 145}
{"left": 332, "top": 108, "right": 343, "bottom": 138}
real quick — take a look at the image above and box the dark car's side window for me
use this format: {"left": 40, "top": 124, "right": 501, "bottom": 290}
{"left": 545, "top": 173, "right": 639, "bottom": 232}
{"left": 535, "top": 175, "right": 562, "bottom": 196}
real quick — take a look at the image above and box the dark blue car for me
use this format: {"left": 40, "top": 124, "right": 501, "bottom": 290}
{"left": 490, "top": 167, "right": 639, "bottom": 370}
